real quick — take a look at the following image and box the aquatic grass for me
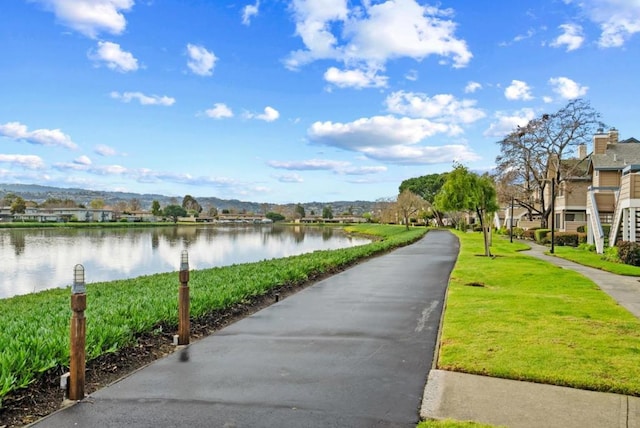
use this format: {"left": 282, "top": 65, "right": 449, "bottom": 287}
{"left": 438, "top": 230, "right": 640, "bottom": 396}
{"left": 0, "top": 224, "right": 426, "bottom": 406}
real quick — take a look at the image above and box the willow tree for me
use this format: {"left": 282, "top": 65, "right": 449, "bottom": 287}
{"left": 435, "top": 164, "right": 499, "bottom": 256}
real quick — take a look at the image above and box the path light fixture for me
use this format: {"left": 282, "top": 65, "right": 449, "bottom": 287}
{"left": 510, "top": 196, "right": 514, "bottom": 243}
{"left": 69, "top": 264, "right": 86, "bottom": 401}
{"left": 178, "top": 250, "right": 190, "bottom": 345}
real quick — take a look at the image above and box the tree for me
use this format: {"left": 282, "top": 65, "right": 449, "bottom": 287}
{"left": 10, "top": 196, "right": 26, "bottom": 214}
{"left": 266, "top": 212, "right": 285, "bottom": 222}
{"left": 89, "top": 198, "right": 105, "bottom": 209}
{"left": 294, "top": 203, "right": 306, "bottom": 219}
{"left": 396, "top": 190, "right": 428, "bottom": 230}
{"left": 128, "top": 198, "right": 142, "bottom": 212}
{"left": 40, "top": 198, "right": 76, "bottom": 208}
{"left": 164, "top": 205, "right": 187, "bottom": 223}
{"left": 151, "top": 200, "right": 162, "bottom": 216}
{"left": 1, "top": 192, "right": 18, "bottom": 207}
{"left": 182, "top": 195, "right": 202, "bottom": 214}
{"left": 435, "top": 164, "right": 499, "bottom": 256}
{"left": 399, "top": 173, "right": 447, "bottom": 226}
{"left": 322, "top": 206, "right": 334, "bottom": 219}
{"left": 495, "top": 98, "right": 603, "bottom": 227}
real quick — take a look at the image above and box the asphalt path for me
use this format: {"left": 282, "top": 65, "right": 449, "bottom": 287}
{"left": 34, "top": 230, "right": 459, "bottom": 428}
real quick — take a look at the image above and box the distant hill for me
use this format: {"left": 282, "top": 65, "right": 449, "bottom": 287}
{"left": 0, "top": 183, "right": 378, "bottom": 215}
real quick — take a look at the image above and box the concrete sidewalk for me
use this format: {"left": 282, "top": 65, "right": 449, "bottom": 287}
{"left": 420, "top": 240, "right": 640, "bottom": 428}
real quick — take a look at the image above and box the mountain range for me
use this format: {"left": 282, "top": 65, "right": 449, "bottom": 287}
{"left": 0, "top": 183, "right": 378, "bottom": 216}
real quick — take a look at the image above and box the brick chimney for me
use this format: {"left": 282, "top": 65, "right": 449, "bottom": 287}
{"left": 594, "top": 128, "right": 608, "bottom": 154}
{"left": 609, "top": 128, "right": 619, "bottom": 144}
{"left": 577, "top": 144, "right": 587, "bottom": 159}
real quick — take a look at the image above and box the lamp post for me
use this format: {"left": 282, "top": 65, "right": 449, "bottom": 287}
{"left": 509, "top": 196, "right": 514, "bottom": 243}
{"left": 550, "top": 178, "right": 555, "bottom": 254}
{"left": 178, "top": 250, "right": 190, "bottom": 345}
{"left": 69, "top": 264, "right": 86, "bottom": 401}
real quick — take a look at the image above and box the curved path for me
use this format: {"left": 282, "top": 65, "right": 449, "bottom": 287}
{"left": 34, "top": 230, "right": 459, "bottom": 427}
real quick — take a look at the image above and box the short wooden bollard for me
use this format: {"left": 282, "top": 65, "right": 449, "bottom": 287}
{"left": 69, "top": 264, "right": 86, "bottom": 401}
{"left": 178, "top": 250, "right": 190, "bottom": 345}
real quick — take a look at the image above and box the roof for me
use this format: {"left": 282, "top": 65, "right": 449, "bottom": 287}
{"left": 589, "top": 137, "right": 640, "bottom": 170}
{"left": 561, "top": 157, "right": 590, "bottom": 177}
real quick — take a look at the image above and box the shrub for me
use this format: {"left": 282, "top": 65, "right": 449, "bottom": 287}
{"left": 602, "top": 246, "right": 620, "bottom": 263}
{"left": 513, "top": 227, "right": 525, "bottom": 239}
{"left": 534, "top": 228, "right": 551, "bottom": 243}
{"left": 553, "top": 232, "right": 585, "bottom": 247}
{"left": 576, "top": 225, "right": 586, "bottom": 233}
{"left": 578, "top": 243, "right": 596, "bottom": 252}
{"left": 616, "top": 240, "right": 640, "bottom": 266}
{"left": 522, "top": 229, "right": 536, "bottom": 240}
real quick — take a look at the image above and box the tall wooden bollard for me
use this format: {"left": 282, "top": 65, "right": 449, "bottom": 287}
{"left": 178, "top": 250, "right": 190, "bottom": 345}
{"left": 69, "top": 264, "right": 86, "bottom": 401}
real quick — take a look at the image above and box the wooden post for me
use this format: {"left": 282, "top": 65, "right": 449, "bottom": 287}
{"left": 178, "top": 251, "right": 190, "bottom": 345}
{"left": 69, "top": 265, "right": 86, "bottom": 401}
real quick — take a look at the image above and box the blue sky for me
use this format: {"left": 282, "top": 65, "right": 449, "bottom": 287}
{"left": 1, "top": 0, "right": 639, "bottom": 204}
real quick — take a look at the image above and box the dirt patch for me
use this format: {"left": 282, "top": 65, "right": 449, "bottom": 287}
{"left": 0, "top": 270, "right": 342, "bottom": 427}
{"left": 465, "top": 282, "right": 486, "bottom": 287}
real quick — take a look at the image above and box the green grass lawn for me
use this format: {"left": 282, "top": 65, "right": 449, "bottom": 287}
{"left": 418, "top": 420, "right": 500, "bottom": 428}
{"left": 437, "top": 231, "right": 640, "bottom": 396}
{"left": 548, "top": 245, "right": 640, "bottom": 276}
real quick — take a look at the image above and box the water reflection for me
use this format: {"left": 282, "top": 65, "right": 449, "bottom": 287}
{"left": 0, "top": 225, "right": 369, "bottom": 299}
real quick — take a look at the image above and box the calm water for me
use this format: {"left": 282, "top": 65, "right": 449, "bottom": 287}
{"left": 0, "top": 225, "right": 369, "bottom": 299}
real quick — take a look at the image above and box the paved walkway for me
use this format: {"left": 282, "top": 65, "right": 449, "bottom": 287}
{"left": 421, "top": 239, "right": 640, "bottom": 428}
{"left": 32, "top": 230, "right": 459, "bottom": 427}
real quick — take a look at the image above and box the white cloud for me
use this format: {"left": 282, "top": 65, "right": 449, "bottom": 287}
{"left": 285, "top": 0, "right": 471, "bottom": 83}
{"left": 268, "top": 159, "right": 351, "bottom": 171}
{"left": 505, "top": 80, "right": 533, "bottom": 101}
{"left": 324, "top": 66, "right": 388, "bottom": 89}
{"left": 405, "top": 69, "right": 418, "bottom": 81}
{"left": 205, "top": 103, "right": 234, "bottom": 119}
{"left": 274, "top": 173, "right": 304, "bottom": 183}
{"left": 89, "top": 41, "right": 138, "bottom": 72}
{"left": 110, "top": 91, "right": 175, "bottom": 106}
{"left": 33, "top": 0, "right": 133, "bottom": 38}
{"left": 483, "top": 108, "right": 536, "bottom": 138}
{"left": 549, "top": 76, "right": 588, "bottom": 99}
{"left": 246, "top": 106, "right": 280, "bottom": 122}
{"left": 464, "top": 81, "right": 482, "bottom": 93}
{"left": 0, "top": 154, "right": 45, "bottom": 169}
{"left": 94, "top": 144, "right": 117, "bottom": 156}
{"left": 242, "top": 1, "right": 260, "bottom": 25}
{"left": 186, "top": 44, "right": 217, "bottom": 76}
{"left": 74, "top": 155, "right": 92, "bottom": 165}
{"left": 307, "top": 115, "right": 478, "bottom": 165}
{"left": 268, "top": 159, "right": 387, "bottom": 175}
{"left": 573, "top": 0, "right": 640, "bottom": 47}
{"left": 385, "top": 91, "right": 485, "bottom": 124}
{"left": 550, "top": 23, "right": 584, "bottom": 51}
{"left": 0, "top": 121, "right": 78, "bottom": 149}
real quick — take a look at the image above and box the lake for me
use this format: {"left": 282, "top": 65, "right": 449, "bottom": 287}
{"left": 0, "top": 224, "right": 370, "bottom": 299}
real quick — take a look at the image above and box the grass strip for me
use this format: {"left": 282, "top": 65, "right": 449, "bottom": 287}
{"left": 548, "top": 245, "right": 640, "bottom": 276}
{"left": 438, "top": 231, "right": 640, "bottom": 396}
{"left": 417, "top": 420, "right": 500, "bottom": 428}
{"left": 0, "top": 224, "right": 426, "bottom": 406}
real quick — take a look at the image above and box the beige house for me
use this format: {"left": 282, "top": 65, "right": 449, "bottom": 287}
{"left": 500, "top": 128, "right": 640, "bottom": 254}
{"left": 586, "top": 129, "right": 640, "bottom": 252}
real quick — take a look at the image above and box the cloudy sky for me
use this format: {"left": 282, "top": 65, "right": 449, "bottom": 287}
{"left": 1, "top": 0, "right": 639, "bottom": 204}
